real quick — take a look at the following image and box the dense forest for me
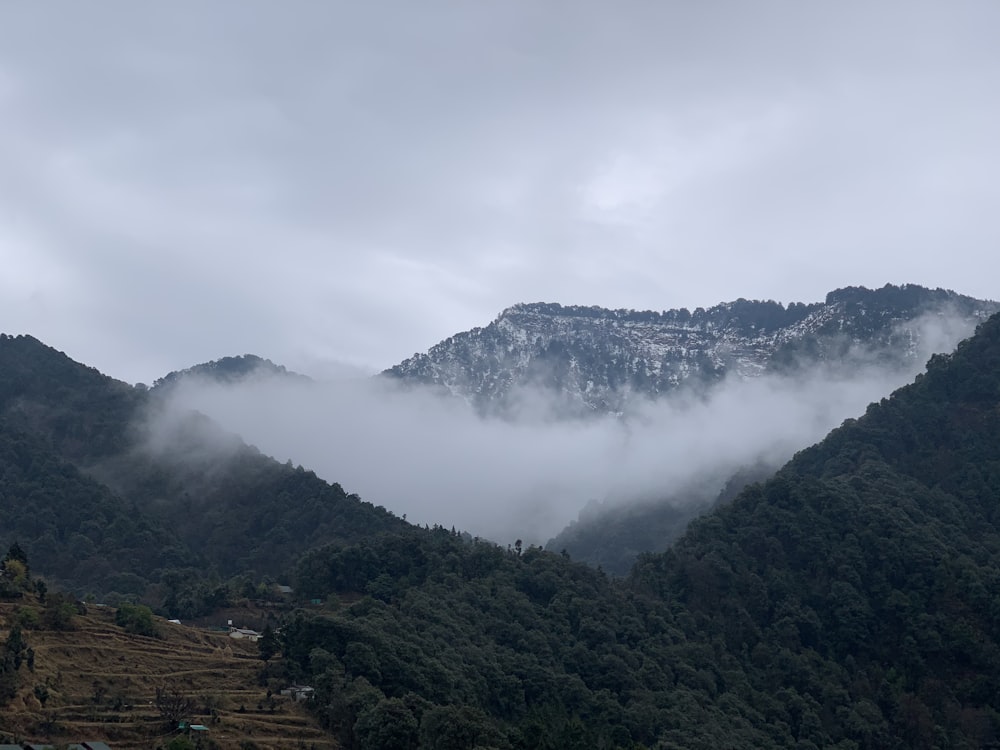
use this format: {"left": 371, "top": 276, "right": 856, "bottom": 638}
{"left": 4, "top": 309, "right": 1000, "bottom": 747}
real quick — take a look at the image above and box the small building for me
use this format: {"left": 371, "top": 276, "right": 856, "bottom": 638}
{"left": 228, "top": 626, "right": 261, "bottom": 642}
{"left": 280, "top": 684, "right": 315, "bottom": 702}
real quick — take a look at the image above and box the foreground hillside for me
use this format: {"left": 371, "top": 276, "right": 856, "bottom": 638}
{"left": 0, "top": 594, "right": 335, "bottom": 749}
{"left": 269, "top": 312, "right": 1000, "bottom": 749}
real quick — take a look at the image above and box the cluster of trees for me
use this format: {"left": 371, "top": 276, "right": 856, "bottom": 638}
{"left": 507, "top": 286, "right": 976, "bottom": 339}
{"left": 506, "top": 300, "right": 823, "bottom": 334}
{"left": 0, "top": 542, "right": 30, "bottom": 598}
{"left": 823, "top": 283, "right": 988, "bottom": 317}
{"left": 282, "top": 529, "right": 700, "bottom": 749}
{"left": 1, "top": 544, "right": 38, "bottom": 704}
{"left": 0, "top": 621, "right": 28, "bottom": 704}
{"left": 115, "top": 602, "right": 160, "bottom": 638}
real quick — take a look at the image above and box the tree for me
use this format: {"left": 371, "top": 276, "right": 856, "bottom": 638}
{"left": 258, "top": 625, "right": 279, "bottom": 662}
{"left": 3, "top": 625, "right": 26, "bottom": 671}
{"left": 155, "top": 686, "right": 195, "bottom": 726}
{"left": 3, "top": 542, "right": 27, "bottom": 568}
{"left": 419, "top": 705, "right": 506, "bottom": 750}
{"left": 0, "top": 624, "right": 28, "bottom": 705}
{"left": 115, "top": 602, "right": 159, "bottom": 638}
{"left": 42, "top": 593, "right": 76, "bottom": 630}
{"left": 354, "top": 698, "right": 418, "bottom": 750}
{"left": 1, "top": 559, "right": 28, "bottom": 591}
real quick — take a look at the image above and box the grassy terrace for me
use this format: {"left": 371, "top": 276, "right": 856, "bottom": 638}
{"left": 0, "top": 598, "right": 335, "bottom": 749}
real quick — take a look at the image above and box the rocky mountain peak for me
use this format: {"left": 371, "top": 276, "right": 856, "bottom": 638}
{"left": 384, "top": 284, "right": 999, "bottom": 416}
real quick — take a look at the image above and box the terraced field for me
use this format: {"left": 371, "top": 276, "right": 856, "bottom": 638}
{"left": 0, "top": 599, "right": 336, "bottom": 749}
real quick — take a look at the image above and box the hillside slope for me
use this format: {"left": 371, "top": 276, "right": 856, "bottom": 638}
{"left": 0, "top": 334, "right": 407, "bottom": 603}
{"left": 0, "top": 595, "right": 335, "bottom": 749}
{"left": 632, "top": 309, "right": 1000, "bottom": 747}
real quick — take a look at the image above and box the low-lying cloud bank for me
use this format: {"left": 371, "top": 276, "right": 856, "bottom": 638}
{"left": 155, "top": 312, "right": 982, "bottom": 546}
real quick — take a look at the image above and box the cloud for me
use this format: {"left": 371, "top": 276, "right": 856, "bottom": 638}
{"left": 154, "top": 309, "right": 981, "bottom": 546}
{"left": 2, "top": 3, "right": 1000, "bottom": 384}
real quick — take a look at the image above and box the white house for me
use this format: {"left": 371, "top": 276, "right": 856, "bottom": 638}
{"left": 229, "top": 626, "right": 262, "bottom": 642}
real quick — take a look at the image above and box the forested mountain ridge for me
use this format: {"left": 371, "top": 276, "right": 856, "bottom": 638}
{"left": 385, "top": 284, "right": 998, "bottom": 415}
{"left": 0, "top": 333, "right": 143, "bottom": 461}
{"left": 629, "top": 309, "right": 1000, "bottom": 747}
{"left": 151, "top": 353, "right": 311, "bottom": 391}
{"left": 0, "top": 334, "right": 407, "bottom": 604}
{"left": 272, "top": 311, "right": 1000, "bottom": 749}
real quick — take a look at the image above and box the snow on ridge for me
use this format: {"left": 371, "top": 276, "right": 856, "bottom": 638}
{"left": 385, "top": 286, "right": 1000, "bottom": 416}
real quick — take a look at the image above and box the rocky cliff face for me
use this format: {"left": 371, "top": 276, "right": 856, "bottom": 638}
{"left": 385, "top": 284, "right": 999, "bottom": 416}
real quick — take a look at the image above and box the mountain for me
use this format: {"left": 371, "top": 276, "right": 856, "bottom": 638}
{"left": 384, "top": 283, "right": 998, "bottom": 573}
{"left": 385, "top": 284, "right": 998, "bottom": 416}
{"left": 0, "top": 334, "right": 406, "bottom": 606}
{"left": 151, "top": 353, "right": 311, "bottom": 390}
{"left": 629, "top": 308, "right": 1000, "bottom": 747}
{"left": 270, "top": 310, "right": 1000, "bottom": 749}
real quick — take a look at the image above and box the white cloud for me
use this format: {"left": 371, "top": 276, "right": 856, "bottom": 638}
{"left": 0, "top": 2, "right": 998, "bottom": 383}
{"left": 158, "top": 310, "right": 978, "bottom": 546}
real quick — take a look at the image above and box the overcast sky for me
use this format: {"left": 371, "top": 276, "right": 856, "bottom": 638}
{"left": 2, "top": 1, "right": 999, "bottom": 384}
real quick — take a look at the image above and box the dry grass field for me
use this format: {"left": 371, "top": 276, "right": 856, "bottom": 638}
{"left": 0, "top": 598, "right": 337, "bottom": 749}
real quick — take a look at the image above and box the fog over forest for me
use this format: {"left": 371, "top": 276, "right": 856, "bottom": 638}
{"left": 156, "top": 311, "right": 979, "bottom": 546}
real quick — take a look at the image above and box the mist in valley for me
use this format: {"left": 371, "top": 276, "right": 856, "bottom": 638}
{"left": 154, "top": 311, "right": 981, "bottom": 547}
